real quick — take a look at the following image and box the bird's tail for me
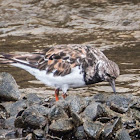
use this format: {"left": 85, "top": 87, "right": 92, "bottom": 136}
{"left": 0, "top": 53, "right": 37, "bottom": 68}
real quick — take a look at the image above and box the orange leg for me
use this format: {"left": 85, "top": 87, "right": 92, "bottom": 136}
{"left": 62, "top": 93, "right": 67, "bottom": 99}
{"left": 55, "top": 89, "right": 59, "bottom": 101}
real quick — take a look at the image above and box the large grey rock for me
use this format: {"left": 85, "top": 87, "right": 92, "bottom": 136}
{"left": 108, "top": 95, "right": 133, "bottom": 113}
{"left": 0, "top": 72, "right": 20, "bottom": 101}
{"left": 82, "top": 102, "right": 108, "bottom": 121}
{"left": 20, "top": 106, "right": 47, "bottom": 129}
{"left": 49, "top": 118, "right": 74, "bottom": 132}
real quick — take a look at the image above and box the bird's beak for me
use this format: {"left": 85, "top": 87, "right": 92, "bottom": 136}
{"left": 109, "top": 79, "right": 116, "bottom": 94}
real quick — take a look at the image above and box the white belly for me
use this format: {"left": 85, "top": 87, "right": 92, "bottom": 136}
{"left": 12, "top": 63, "right": 85, "bottom": 92}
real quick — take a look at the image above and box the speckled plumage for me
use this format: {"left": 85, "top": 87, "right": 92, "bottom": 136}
{"left": 0, "top": 44, "right": 120, "bottom": 100}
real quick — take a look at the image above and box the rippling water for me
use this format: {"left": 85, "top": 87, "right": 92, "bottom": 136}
{"left": 0, "top": 0, "right": 140, "bottom": 98}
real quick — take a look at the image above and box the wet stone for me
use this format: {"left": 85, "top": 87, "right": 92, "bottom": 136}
{"left": 66, "top": 95, "right": 87, "bottom": 114}
{"left": 48, "top": 105, "right": 68, "bottom": 121}
{"left": 83, "top": 120, "right": 103, "bottom": 139}
{"left": 82, "top": 102, "right": 107, "bottom": 121}
{"left": 108, "top": 95, "right": 133, "bottom": 113}
{"left": 116, "top": 129, "right": 131, "bottom": 140}
{"left": 0, "top": 72, "right": 21, "bottom": 101}
{"left": 49, "top": 118, "right": 74, "bottom": 132}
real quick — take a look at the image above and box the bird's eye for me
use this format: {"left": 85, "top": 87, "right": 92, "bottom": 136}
{"left": 106, "top": 73, "right": 111, "bottom": 77}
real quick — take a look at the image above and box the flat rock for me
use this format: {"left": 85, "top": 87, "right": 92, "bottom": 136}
{"left": 108, "top": 95, "right": 133, "bottom": 113}
{"left": 49, "top": 118, "right": 74, "bottom": 132}
{"left": 75, "top": 126, "right": 87, "bottom": 140}
{"left": 83, "top": 120, "right": 103, "bottom": 139}
{"left": 0, "top": 72, "right": 20, "bottom": 101}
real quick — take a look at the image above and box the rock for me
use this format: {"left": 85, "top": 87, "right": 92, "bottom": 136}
{"left": 83, "top": 120, "right": 103, "bottom": 139}
{"left": 21, "top": 107, "right": 47, "bottom": 129}
{"left": 71, "top": 111, "right": 83, "bottom": 127}
{"left": 131, "top": 108, "right": 140, "bottom": 122}
{"left": 4, "top": 116, "right": 16, "bottom": 129}
{"left": 102, "top": 117, "right": 122, "bottom": 139}
{"left": 14, "top": 116, "right": 24, "bottom": 128}
{"left": 93, "top": 93, "right": 108, "bottom": 103}
{"left": 33, "top": 129, "right": 44, "bottom": 140}
{"left": 30, "top": 104, "right": 50, "bottom": 117}
{"left": 55, "top": 100, "right": 69, "bottom": 112}
{"left": 66, "top": 95, "right": 87, "bottom": 114}
{"left": 48, "top": 105, "right": 68, "bottom": 121}
{"left": 25, "top": 133, "right": 33, "bottom": 140}
{"left": 108, "top": 95, "right": 133, "bottom": 113}
{"left": 49, "top": 118, "right": 74, "bottom": 132}
{"left": 0, "top": 72, "right": 20, "bottom": 101}
{"left": 75, "top": 126, "right": 87, "bottom": 140}
{"left": 23, "top": 93, "right": 42, "bottom": 106}
{"left": 122, "top": 116, "right": 136, "bottom": 129}
{"left": 82, "top": 102, "right": 108, "bottom": 121}
{"left": 115, "top": 129, "right": 131, "bottom": 140}
{"left": 9, "top": 100, "right": 26, "bottom": 117}
{"left": 129, "top": 128, "right": 140, "bottom": 140}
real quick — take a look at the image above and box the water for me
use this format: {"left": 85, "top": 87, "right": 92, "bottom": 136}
{"left": 0, "top": 0, "right": 140, "bottom": 99}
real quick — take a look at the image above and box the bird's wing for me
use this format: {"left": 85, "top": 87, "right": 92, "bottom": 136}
{"left": 0, "top": 44, "right": 107, "bottom": 77}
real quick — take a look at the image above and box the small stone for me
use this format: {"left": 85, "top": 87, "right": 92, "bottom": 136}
{"left": 33, "top": 129, "right": 44, "bottom": 140}
{"left": 49, "top": 118, "right": 74, "bottom": 132}
{"left": 25, "top": 133, "right": 33, "bottom": 140}
{"left": 116, "top": 129, "right": 131, "bottom": 140}
{"left": 0, "top": 72, "right": 20, "bottom": 101}
{"left": 48, "top": 105, "right": 68, "bottom": 121}
{"left": 83, "top": 120, "right": 103, "bottom": 139}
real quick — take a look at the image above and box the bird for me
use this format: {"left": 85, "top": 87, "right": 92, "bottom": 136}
{"left": 0, "top": 44, "right": 120, "bottom": 101}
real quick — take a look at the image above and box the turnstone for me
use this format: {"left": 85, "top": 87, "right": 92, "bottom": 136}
{"left": 0, "top": 44, "right": 120, "bottom": 101}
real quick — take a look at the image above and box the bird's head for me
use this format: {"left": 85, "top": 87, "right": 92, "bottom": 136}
{"left": 97, "top": 60, "right": 120, "bottom": 93}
